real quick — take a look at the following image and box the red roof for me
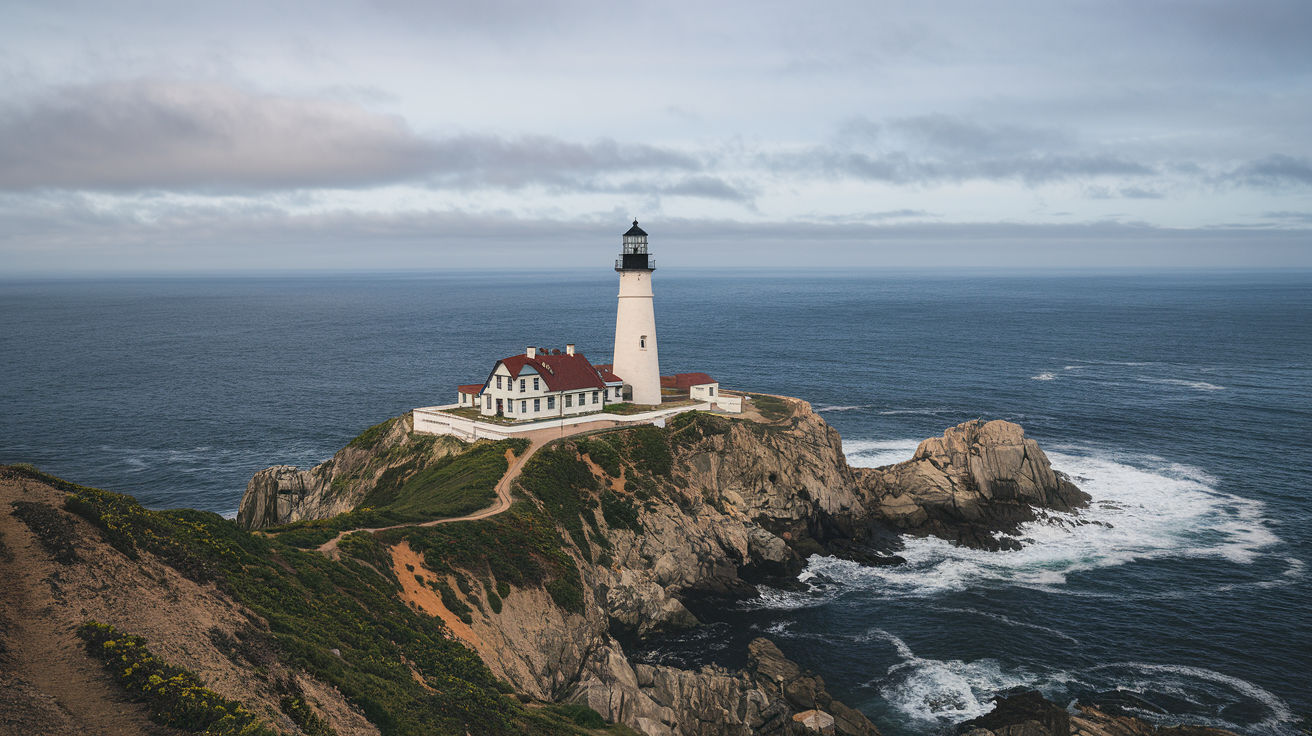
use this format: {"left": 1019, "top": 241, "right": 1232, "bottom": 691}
{"left": 457, "top": 384, "right": 484, "bottom": 395}
{"left": 593, "top": 364, "right": 623, "bottom": 384}
{"left": 494, "top": 351, "right": 606, "bottom": 392}
{"left": 661, "top": 372, "right": 717, "bottom": 390}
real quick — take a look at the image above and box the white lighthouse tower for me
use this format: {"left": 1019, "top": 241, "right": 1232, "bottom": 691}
{"left": 612, "top": 220, "right": 661, "bottom": 405}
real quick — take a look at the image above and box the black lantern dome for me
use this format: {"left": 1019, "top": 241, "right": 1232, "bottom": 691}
{"left": 616, "top": 220, "right": 655, "bottom": 271}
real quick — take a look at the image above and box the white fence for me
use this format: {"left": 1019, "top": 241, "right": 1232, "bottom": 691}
{"left": 412, "top": 402, "right": 732, "bottom": 440}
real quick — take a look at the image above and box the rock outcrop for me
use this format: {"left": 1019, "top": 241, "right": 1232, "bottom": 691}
{"left": 569, "top": 638, "right": 879, "bottom": 736}
{"left": 956, "top": 691, "right": 1239, "bottom": 736}
{"left": 856, "top": 419, "right": 1090, "bottom": 550}
{"left": 237, "top": 414, "right": 466, "bottom": 529}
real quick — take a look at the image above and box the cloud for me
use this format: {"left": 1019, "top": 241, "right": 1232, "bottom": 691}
{"left": 1231, "top": 155, "right": 1312, "bottom": 187}
{"left": 3, "top": 195, "right": 1307, "bottom": 273}
{"left": 0, "top": 80, "right": 703, "bottom": 193}
{"left": 1261, "top": 211, "right": 1312, "bottom": 224}
{"left": 780, "top": 115, "right": 1155, "bottom": 186}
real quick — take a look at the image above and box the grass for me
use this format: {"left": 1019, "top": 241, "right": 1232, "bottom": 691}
{"left": 359, "top": 440, "right": 522, "bottom": 520}
{"left": 57, "top": 478, "right": 523, "bottom": 735}
{"left": 266, "top": 438, "right": 531, "bottom": 543}
{"left": 386, "top": 502, "right": 585, "bottom": 614}
{"left": 78, "top": 621, "right": 281, "bottom": 735}
{"left": 600, "top": 403, "right": 657, "bottom": 415}
{"left": 574, "top": 439, "right": 621, "bottom": 478}
{"left": 748, "top": 394, "right": 791, "bottom": 421}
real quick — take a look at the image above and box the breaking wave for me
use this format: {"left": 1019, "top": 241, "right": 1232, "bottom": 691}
{"left": 1138, "top": 378, "right": 1225, "bottom": 391}
{"left": 1032, "top": 372, "right": 1057, "bottom": 381}
{"left": 842, "top": 439, "right": 920, "bottom": 468}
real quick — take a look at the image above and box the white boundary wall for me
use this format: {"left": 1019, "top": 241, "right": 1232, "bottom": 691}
{"left": 413, "top": 401, "right": 735, "bottom": 440}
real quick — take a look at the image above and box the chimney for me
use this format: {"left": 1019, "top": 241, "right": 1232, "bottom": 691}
{"left": 527, "top": 346, "right": 537, "bottom": 359}
{"left": 566, "top": 344, "right": 575, "bottom": 356}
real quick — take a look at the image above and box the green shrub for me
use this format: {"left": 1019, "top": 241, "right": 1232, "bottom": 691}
{"left": 347, "top": 417, "right": 396, "bottom": 450}
{"left": 436, "top": 580, "right": 474, "bottom": 624}
{"left": 575, "top": 439, "right": 621, "bottom": 478}
{"left": 625, "top": 426, "right": 671, "bottom": 478}
{"left": 77, "top": 621, "right": 278, "bottom": 735}
{"left": 599, "top": 492, "right": 643, "bottom": 535}
{"left": 749, "top": 394, "right": 790, "bottom": 421}
{"left": 516, "top": 447, "right": 599, "bottom": 557}
{"left": 61, "top": 482, "right": 518, "bottom": 735}
{"left": 546, "top": 703, "right": 607, "bottom": 729}
{"left": 11, "top": 500, "right": 81, "bottom": 564}
{"left": 484, "top": 581, "right": 503, "bottom": 614}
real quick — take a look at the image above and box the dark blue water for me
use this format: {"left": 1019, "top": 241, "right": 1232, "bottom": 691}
{"left": 2, "top": 270, "right": 1308, "bottom": 735}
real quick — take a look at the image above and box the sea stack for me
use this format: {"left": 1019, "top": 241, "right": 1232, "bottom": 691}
{"left": 612, "top": 220, "right": 661, "bottom": 405}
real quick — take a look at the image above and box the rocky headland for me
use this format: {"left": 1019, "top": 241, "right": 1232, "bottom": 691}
{"left": 228, "top": 396, "right": 1091, "bottom": 735}
{"left": 2, "top": 395, "right": 1165, "bottom": 736}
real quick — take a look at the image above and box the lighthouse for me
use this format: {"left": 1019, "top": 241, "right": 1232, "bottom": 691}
{"left": 612, "top": 220, "right": 661, "bottom": 405}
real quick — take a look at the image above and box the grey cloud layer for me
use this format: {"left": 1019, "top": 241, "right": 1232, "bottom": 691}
{"left": 0, "top": 81, "right": 706, "bottom": 192}
{"left": 2, "top": 197, "right": 1306, "bottom": 272}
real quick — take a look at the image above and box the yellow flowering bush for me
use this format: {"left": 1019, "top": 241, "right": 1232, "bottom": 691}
{"left": 77, "top": 621, "right": 277, "bottom": 735}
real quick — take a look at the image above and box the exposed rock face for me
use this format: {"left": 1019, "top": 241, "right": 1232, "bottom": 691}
{"left": 956, "top": 691, "right": 1240, "bottom": 736}
{"left": 237, "top": 414, "right": 466, "bottom": 529}
{"left": 569, "top": 637, "right": 878, "bottom": 736}
{"left": 856, "top": 419, "right": 1090, "bottom": 550}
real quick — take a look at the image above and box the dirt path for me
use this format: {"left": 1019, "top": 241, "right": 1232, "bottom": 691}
{"left": 316, "top": 418, "right": 628, "bottom": 555}
{"left": 0, "top": 478, "right": 178, "bottom": 736}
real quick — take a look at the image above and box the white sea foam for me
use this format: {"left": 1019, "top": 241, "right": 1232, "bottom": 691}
{"left": 843, "top": 439, "right": 920, "bottom": 468}
{"left": 860, "top": 629, "right": 1049, "bottom": 723}
{"left": 784, "top": 445, "right": 1280, "bottom": 598}
{"left": 1093, "top": 663, "right": 1296, "bottom": 733}
{"left": 1138, "top": 378, "right": 1225, "bottom": 391}
{"left": 878, "top": 408, "right": 955, "bottom": 416}
{"left": 816, "top": 405, "right": 872, "bottom": 412}
{"left": 1032, "top": 373, "right": 1057, "bottom": 381}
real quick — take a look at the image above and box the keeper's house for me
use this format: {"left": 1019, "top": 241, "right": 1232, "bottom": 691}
{"left": 455, "top": 344, "right": 624, "bottom": 419}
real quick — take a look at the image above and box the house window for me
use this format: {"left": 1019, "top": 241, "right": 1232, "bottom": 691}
{"left": 521, "top": 400, "right": 527, "bottom": 413}
{"left": 496, "top": 376, "right": 502, "bottom": 389}
{"left": 565, "top": 394, "right": 572, "bottom": 408}
{"left": 640, "top": 335, "right": 647, "bottom": 349}
{"left": 604, "top": 388, "right": 609, "bottom": 401}
{"left": 485, "top": 396, "right": 492, "bottom": 409}
{"left": 579, "top": 393, "right": 586, "bottom": 406}
{"left": 534, "top": 398, "right": 541, "bottom": 412}
{"left": 710, "top": 386, "right": 716, "bottom": 396}
{"left": 592, "top": 391, "right": 599, "bottom": 404}
{"left": 534, "top": 377, "right": 540, "bottom": 390}
{"left": 507, "top": 401, "right": 513, "bottom": 413}
{"left": 547, "top": 396, "right": 555, "bottom": 410}
{"left": 520, "top": 379, "right": 526, "bottom": 392}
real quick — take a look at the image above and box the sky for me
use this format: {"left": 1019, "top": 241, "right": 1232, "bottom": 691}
{"left": 1, "top": 0, "right": 1310, "bottom": 272}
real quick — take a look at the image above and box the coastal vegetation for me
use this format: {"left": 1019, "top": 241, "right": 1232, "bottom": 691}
{"left": 265, "top": 435, "right": 530, "bottom": 547}
{"left": 0, "top": 462, "right": 617, "bottom": 736}
{"left": 77, "top": 621, "right": 284, "bottom": 736}
{"left": 746, "top": 394, "right": 790, "bottom": 421}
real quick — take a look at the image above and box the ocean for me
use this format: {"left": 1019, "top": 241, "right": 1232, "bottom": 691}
{"left": 2, "top": 269, "right": 1308, "bottom": 735}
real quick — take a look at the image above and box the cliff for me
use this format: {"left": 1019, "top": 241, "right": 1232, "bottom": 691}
{"left": 232, "top": 398, "right": 1089, "bottom": 735}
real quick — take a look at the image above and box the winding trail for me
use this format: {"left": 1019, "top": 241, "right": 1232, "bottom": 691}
{"left": 315, "top": 418, "right": 628, "bottom": 556}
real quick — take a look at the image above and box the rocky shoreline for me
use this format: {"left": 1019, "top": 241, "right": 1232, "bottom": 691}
{"left": 233, "top": 397, "right": 1096, "bottom": 735}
